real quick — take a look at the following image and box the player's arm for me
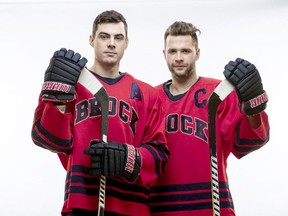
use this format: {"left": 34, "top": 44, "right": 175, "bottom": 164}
{"left": 83, "top": 90, "right": 169, "bottom": 184}
{"left": 223, "top": 58, "right": 270, "bottom": 158}
{"left": 131, "top": 92, "right": 169, "bottom": 184}
{"left": 84, "top": 140, "right": 142, "bottom": 183}
{"left": 42, "top": 48, "right": 87, "bottom": 105}
{"left": 223, "top": 58, "right": 269, "bottom": 126}
{"left": 31, "top": 48, "right": 87, "bottom": 154}
{"left": 246, "top": 114, "right": 261, "bottom": 128}
{"left": 31, "top": 97, "right": 73, "bottom": 154}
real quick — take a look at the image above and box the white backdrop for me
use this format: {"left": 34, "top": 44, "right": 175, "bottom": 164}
{"left": 0, "top": 0, "right": 287, "bottom": 215}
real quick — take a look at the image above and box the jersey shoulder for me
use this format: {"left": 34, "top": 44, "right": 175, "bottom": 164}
{"left": 198, "top": 76, "right": 221, "bottom": 86}
{"left": 120, "top": 73, "right": 163, "bottom": 107}
{"left": 126, "top": 73, "right": 158, "bottom": 95}
{"left": 154, "top": 82, "right": 166, "bottom": 92}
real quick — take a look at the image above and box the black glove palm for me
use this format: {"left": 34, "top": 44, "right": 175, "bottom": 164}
{"left": 84, "top": 141, "right": 141, "bottom": 183}
{"left": 223, "top": 58, "right": 268, "bottom": 115}
{"left": 42, "top": 48, "right": 87, "bottom": 103}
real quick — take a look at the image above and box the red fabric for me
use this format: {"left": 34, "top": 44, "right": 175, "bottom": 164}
{"left": 150, "top": 77, "right": 269, "bottom": 216}
{"left": 32, "top": 72, "right": 169, "bottom": 215}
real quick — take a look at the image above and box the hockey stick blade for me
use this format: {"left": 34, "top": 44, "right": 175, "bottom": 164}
{"left": 78, "top": 68, "right": 109, "bottom": 216}
{"left": 208, "top": 79, "right": 235, "bottom": 216}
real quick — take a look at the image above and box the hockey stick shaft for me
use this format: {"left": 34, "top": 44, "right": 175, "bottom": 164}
{"left": 78, "top": 68, "right": 109, "bottom": 216}
{"left": 208, "top": 79, "right": 234, "bottom": 216}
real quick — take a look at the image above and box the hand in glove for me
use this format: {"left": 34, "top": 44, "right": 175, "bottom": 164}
{"left": 42, "top": 48, "right": 87, "bottom": 103}
{"left": 84, "top": 141, "right": 142, "bottom": 183}
{"left": 223, "top": 58, "right": 268, "bottom": 115}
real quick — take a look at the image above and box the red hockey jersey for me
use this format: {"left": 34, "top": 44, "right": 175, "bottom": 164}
{"left": 31, "top": 71, "right": 169, "bottom": 215}
{"left": 149, "top": 77, "right": 269, "bottom": 216}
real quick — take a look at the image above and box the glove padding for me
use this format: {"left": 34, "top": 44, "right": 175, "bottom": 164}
{"left": 223, "top": 58, "right": 268, "bottom": 115}
{"left": 42, "top": 48, "right": 87, "bottom": 103}
{"left": 84, "top": 141, "right": 141, "bottom": 183}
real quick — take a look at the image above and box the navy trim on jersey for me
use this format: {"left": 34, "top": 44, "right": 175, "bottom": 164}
{"left": 150, "top": 182, "right": 231, "bottom": 194}
{"left": 163, "top": 77, "right": 202, "bottom": 101}
{"left": 163, "top": 80, "right": 186, "bottom": 101}
{"left": 150, "top": 182, "right": 234, "bottom": 213}
{"left": 235, "top": 121, "right": 269, "bottom": 158}
{"left": 64, "top": 165, "right": 150, "bottom": 205}
{"left": 150, "top": 188, "right": 232, "bottom": 202}
{"left": 32, "top": 130, "right": 67, "bottom": 153}
{"left": 140, "top": 144, "right": 161, "bottom": 177}
{"left": 66, "top": 209, "right": 129, "bottom": 216}
{"left": 88, "top": 69, "right": 126, "bottom": 85}
{"left": 31, "top": 121, "right": 71, "bottom": 153}
{"left": 145, "top": 141, "right": 170, "bottom": 175}
{"left": 34, "top": 121, "right": 71, "bottom": 147}
{"left": 150, "top": 201, "right": 234, "bottom": 213}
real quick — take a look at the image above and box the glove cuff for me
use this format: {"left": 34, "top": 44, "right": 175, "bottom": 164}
{"left": 42, "top": 81, "right": 75, "bottom": 94}
{"left": 42, "top": 81, "right": 76, "bottom": 103}
{"left": 123, "top": 144, "right": 141, "bottom": 183}
{"left": 242, "top": 91, "right": 268, "bottom": 115}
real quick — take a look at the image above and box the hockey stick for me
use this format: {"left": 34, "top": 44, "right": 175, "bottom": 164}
{"left": 78, "top": 68, "right": 109, "bottom": 216}
{"left": 208, "top": 79, "right": 235, "bottom": 216}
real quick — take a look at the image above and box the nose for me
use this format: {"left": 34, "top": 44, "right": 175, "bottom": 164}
{"left": 108, "top": 38, "right": 116, "bottom": 48}
{"left": 175, "top": 52, "right": 183, "bottom": 62}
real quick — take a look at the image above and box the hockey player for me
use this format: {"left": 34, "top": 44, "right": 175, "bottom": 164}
{"left": 31, "top": 10, "right": 169, "bottom": 216}
{"left": 149, "top": 21, "right": 270, "bottom": 215}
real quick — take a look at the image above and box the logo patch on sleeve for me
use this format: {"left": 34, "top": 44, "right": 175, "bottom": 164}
{"left": 130, "top": 82, "right": 142, "bottom": 101}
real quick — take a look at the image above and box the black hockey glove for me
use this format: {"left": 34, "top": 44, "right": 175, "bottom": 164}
{"left": 84, "top": 141, "right": 142, "bottom": 183}
{"left": 223, "top": 58, "right": 268, "bottom": 115}
{"left": 41, "top": 48, "right": 87, "bottom": 103}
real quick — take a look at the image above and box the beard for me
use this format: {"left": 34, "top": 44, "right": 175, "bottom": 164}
{"left": 168, "top": 62, "right": 195, "bottom": 79}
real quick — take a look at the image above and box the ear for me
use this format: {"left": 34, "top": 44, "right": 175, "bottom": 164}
{"left": 163, "top": 49, "right": 167, "bottom": 60}
{"left": 124, "top": 38, "right": 129, "bottom": 50}
{"left": 196, "top": 48, "right": 200, "bottom": 60}
{"left": 89, "top": 35, "right": 94, "bottom": 47}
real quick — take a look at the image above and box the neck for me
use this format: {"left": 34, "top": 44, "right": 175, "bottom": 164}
{"left": 170, "top": 74, "right": 198, "bottom": 96}
{"left": 89, "top": 63, "right": 120, "bottom": 78}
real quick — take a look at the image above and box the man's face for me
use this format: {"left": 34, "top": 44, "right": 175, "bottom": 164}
{"left": 90, "top": 22, "right": 128, "bottom": 66}
{"left": 164, "top": 35, "right": 199, "bottom": 80}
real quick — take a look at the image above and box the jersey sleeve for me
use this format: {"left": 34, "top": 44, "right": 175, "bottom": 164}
{"left": 135, "top": 89, "right": 169, "bottom": 185}
{"left": 31, "top": 94, "right": 74, "bottom": 154}
{"left": 218, "top": 91, "right": 270, "bottom": 159}
{"left": 233, "top": 111, "right": 269, "bottom": 158}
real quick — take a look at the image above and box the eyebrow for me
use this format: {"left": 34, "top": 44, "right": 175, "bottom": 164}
{"left": 98, "top": 32, "right": 125, "bottom": 37}
{"left": 167, "top": 48, "right": 191, "bottom": 51}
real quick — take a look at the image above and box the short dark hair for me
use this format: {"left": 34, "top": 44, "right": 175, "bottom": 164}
{"left": 92, "top": 10, "right": 128, "bottom": 38}
{"left": 164, "top": 21, "right": 201, "bottom": 48}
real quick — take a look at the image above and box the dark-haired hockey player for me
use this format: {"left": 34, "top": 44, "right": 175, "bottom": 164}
{"left": 32, "top": 10, "right": 169, "bottom": 216}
